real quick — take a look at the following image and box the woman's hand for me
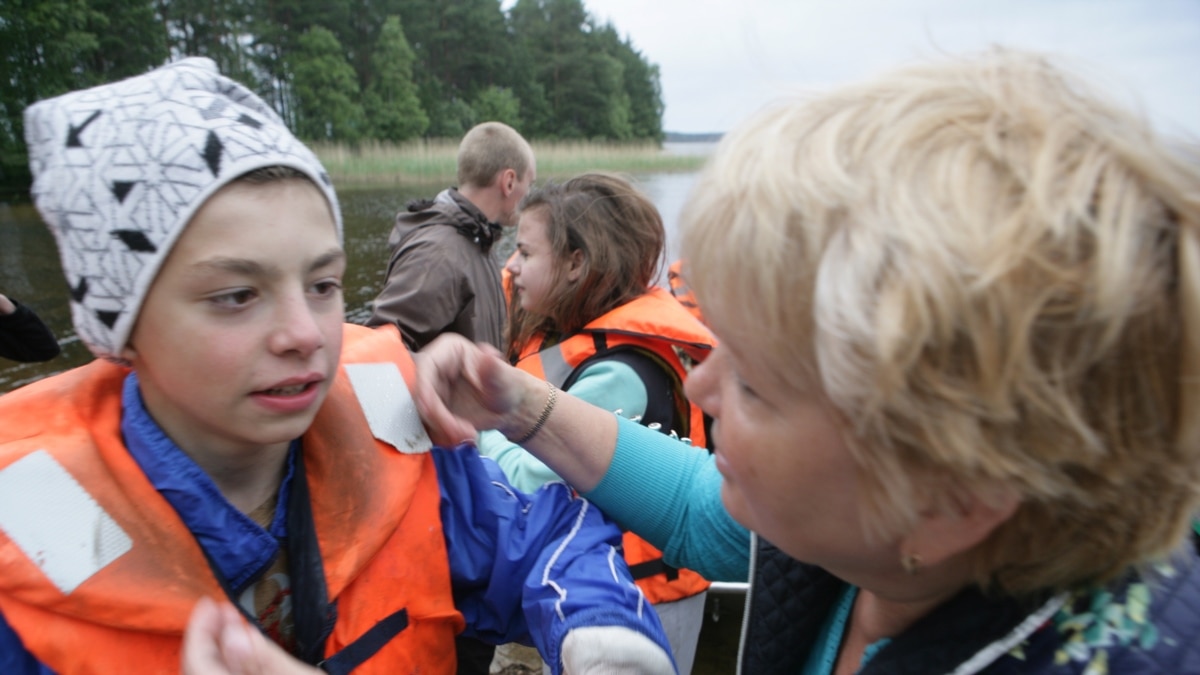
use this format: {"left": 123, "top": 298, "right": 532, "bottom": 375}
{"left": 414, "top": 334, "right": 619, "bottom": 493}
{"left": 182, "top": 597, "right": 320, "bottom": 675}
{"left": 413, "top": 333, "right": 540, "bottom": 446}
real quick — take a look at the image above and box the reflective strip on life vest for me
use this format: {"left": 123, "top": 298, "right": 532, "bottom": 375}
{"left": 0, "top": 450, "right": 132, "bottom": 594}
{"left": 537, "top": 345, "right": 576, "bottom": 389}
{"left": 344, "top": 362, "right": 432, "bottom": 454}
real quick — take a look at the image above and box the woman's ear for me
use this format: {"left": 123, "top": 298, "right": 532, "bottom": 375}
{"left": 566, "top": 249, "right": 586, "bottom": 282}
{"left": 900, "top": 482, "right": 1020, "bottom": 569}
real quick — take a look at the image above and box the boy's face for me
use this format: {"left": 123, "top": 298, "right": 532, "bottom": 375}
{"left": 122, "top": 178, "right": 345, "bottom": 460}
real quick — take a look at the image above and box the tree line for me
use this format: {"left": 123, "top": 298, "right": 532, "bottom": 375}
{"left": 0, "top": 0, "right": 665, "bottom": 188}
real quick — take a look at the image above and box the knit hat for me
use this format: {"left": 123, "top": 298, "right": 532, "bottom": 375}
{"left": 24, "top": 57, "right": 341, "bottom": 361}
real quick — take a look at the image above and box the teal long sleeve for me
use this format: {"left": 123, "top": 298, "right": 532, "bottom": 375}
{"left": 584, "top": 416, "right": 751, "bottom": 583}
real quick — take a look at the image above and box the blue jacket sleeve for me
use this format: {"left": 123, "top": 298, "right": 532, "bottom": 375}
{"left": 585, "top": 416, "right": 752, "bottom": 582}
{"left": 433, "top": 444, "right": 672, "bottom": 674}
{"left": 0, "top": 611, "right": 54, "bottom": 675}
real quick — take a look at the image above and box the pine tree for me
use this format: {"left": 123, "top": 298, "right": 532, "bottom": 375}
{"left": 0, "top": 0, "right": 668, "bottom": 188}
{"left": 0, "top": 0, "right": 102, "bottom": 186}
{"left": 473, "top": 86, "right": 523, "bottom": 131}
{"left": 291, "top": 26, "right": 366, "bottom": 142}
{"left": 364, "top": 16, "right": 429, "bottom": 141}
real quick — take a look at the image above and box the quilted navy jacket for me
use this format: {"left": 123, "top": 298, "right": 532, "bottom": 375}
{"left": 741, "top": 537, "right": 1200, "bottom": 674}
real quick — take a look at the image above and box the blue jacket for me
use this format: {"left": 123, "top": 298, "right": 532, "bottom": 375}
{"left": 0, "top": 362, "right": 668, "bottom": 673}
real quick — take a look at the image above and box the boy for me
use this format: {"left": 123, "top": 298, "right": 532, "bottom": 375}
{"left": 0, "top": 58, "right": 673, "bottom": 674}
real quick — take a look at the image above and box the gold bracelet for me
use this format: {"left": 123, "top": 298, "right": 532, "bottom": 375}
{"left": 513, "top": 382, "right": 557, "bottom": 444}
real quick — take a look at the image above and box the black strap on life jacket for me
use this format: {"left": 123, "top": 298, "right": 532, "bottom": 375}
{"left": 195, "top": 448, "right": 412, "bottom": 670}
{"left": 562, "top": 333, "right": 689, "bottom": 583}
{"left": 194, "top": 448, "right": 338, "bottom": 664}
{"left": 627, "top": 558, "right": 681, "bottom": 582}
{"left": 320, "top": 609, "right": 410, "bottom": 675}
{"left": 561, "top": 333, "right": 688, "bottom": 439}
{"left": 288, "top": 449, "right": 410, "bottom": 672}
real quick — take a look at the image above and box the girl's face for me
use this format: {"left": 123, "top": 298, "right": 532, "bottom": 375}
{"left": 507, "top": 208, "right": 571, "bottom": 317}
{"left": 123, "top": 179, "right": 345, "bottom": 463}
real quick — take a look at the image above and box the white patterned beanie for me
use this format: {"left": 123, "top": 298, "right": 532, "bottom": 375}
{"left": 24, "top": 57, "right": 341, "bottom": 361}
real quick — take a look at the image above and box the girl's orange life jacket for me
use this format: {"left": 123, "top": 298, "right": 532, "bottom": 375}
{"left": 0, "top": 324, "right": 463, "bottom": 674}
{"left": 667, "top": 259, "right": 704, "bottom": 324}
{"left": 514, "top": 287, "right": 715, "bottom": 604}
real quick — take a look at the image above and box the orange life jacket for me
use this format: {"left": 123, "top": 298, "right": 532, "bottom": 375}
{"left": 514, "top": 288, "right": 714, "bottom": 604}
{"left": 667, "top": 259, "right": 704, "bottom": 324}
{"left": 0, "top": 323, "right": 463, "bottom": 674}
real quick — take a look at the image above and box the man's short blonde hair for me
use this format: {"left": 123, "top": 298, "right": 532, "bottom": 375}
{"left": 457, "top": 121, "right": 533, "bottom": 189}
{"left": 682, "top": 50, "right": 1200, "bottom": 595}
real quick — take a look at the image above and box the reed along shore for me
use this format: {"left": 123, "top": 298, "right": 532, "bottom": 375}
{"left": 312, "top": 139, "right": 708, "bottom": 187}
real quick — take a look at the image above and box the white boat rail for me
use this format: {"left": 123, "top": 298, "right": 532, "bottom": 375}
{"left": 707, "top": 581, "right": 749, "bottom": 593}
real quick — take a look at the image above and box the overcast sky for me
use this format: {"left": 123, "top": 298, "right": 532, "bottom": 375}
{"left": 576, "top": 0, "right": 1200, "bottom": 140}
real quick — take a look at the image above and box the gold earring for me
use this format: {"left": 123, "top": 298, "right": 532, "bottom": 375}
{"left": 901, "top": 553, "right": 923, "bottom": 575}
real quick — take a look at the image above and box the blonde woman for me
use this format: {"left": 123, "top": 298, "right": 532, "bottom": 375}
{"left": 413, "top": 50, "right": 1200, "bottom": 674}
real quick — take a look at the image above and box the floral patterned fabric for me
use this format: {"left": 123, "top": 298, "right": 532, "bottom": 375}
{"left": 742, "top": 538, "right": 1200, "bottom": 674}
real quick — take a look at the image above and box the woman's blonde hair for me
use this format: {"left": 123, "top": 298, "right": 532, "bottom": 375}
{"left": 506, "top": 172, "right": 665, "bottom": 358}
{"left": 682, "top": 50, "right": 1200, "bottom": 595}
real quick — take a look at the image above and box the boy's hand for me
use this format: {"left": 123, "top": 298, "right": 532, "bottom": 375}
{"left": 182, "top": 597, "right": 320, "bottom": 675}
{"left": 561, "top": 626, "right": 677, "bottom": 674}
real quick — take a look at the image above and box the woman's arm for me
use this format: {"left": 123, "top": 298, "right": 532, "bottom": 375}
{"left": 586, "top": 418, "right": 750, "bottom": 582}
{"left": 414, "top": 334, "right": 752, "bottom": 581}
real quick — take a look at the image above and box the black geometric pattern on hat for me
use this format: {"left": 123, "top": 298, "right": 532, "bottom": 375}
{"left": 69, "top": 278, "right": 88, "bottom": 303}
{"left": 112, "top": 230, "right": 157, "bottom": 253}
{"left": 96, "top": 310, "right": 120, "bottom": 329}
{"left": 201, "top": 98, "right": 228, "bottom": 120}
{"left": 204, "top": 131, "right": 223, "bottom": 176}
{"left": 111, "top": 180, "right": 136, "bottom": 203}
{"left": 66, "top": 110, "right": 101, "bottom": 148}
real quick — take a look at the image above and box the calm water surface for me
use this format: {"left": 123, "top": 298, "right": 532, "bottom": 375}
{"left": 0, "top": 171, "right": 701, "bottom": 393}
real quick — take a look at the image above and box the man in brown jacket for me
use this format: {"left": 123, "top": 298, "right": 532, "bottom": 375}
{"left": 366, "top": 122, "right": 535, "bottom": 351}
{"left": 368, "top": 122, "right": 536, "bottom": 674}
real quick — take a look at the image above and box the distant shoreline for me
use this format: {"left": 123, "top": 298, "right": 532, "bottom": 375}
{"left": 318, "top": 139, "right": 710, "bottom": 188}
{"left": 665, "top": 131, "right": 724, "bottom": 143}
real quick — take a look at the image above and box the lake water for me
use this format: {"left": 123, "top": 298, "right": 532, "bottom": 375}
{"left": 0, "top": 170, "right": 702, "bottom": 393}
